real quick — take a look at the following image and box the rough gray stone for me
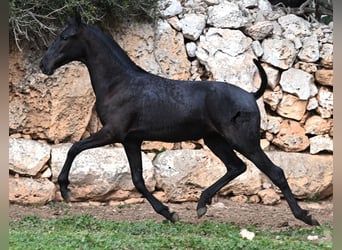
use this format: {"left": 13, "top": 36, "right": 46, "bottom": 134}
{"left": 298, "top": 36, "right": 320, "bottom": 63}
{"left": 257, "top": 0, "right": 273, "bottom": 11}
{"left": 186, "top": 42, "right": 197, "bottom": 57}
{"left": 309, "top": 135, "right": 333, "bottom": 154}
{"left": 262, "top": 38, "right": 297, "bottom": 69}
{"left": 9, "top": 138, "right": 51, "bottom": 176}
{"left": 207, "top": 2, "right": 247, "bottom": 28}
{"left": 180, "top": 13, "right": 206, "bottom": 41}
{"left": 263, "top": 64, "right": 280, "bottom": 90}
{"left": 244, "top": 21, "right": 274, "bottom": 40}
{"left": 278, "top": 14, "right": 311, "bottom": 39}
{"left": 317, "top": 87, "right": 333, "bottom": 118}
{"left": 279, "top": 68, "right": 314, "bottom": 100}
{"left": 307, "top": 97, "right": 319, "bottom": 111}
{"left": 251, "top": 40, "right": 263, "bottom": 57}
{"left": 158, "top": 0, "right": 183, "bottom": 18}
{"left": 263, "top": 88, "right": 283, "bottom": 111}
{"left": 242, "top": 0, "right": 258, "bottom": 8}
{"left": 196, "top": 28, "right": 257, "bottom": 91}
{"left": 266, "top": 115, "right": 282, "bottom": 134}
{"left": 320, "top": 43, "right": 333, "bottom": 69}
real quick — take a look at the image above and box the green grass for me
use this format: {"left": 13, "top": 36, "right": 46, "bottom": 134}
{"left": 9, "top": 215, "right": 332, "bottom": 250}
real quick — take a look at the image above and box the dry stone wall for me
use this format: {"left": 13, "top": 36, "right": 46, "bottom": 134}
{"left": 9, "top": 0, "right": 333, "bottom": 205}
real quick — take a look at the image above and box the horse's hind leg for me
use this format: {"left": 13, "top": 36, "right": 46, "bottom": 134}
{"left": 123, "top": 138, "right": 179, "bottom": 222}
{"left": 58, "top": 127, "right": 116, "bottom": 201}
{"left": 197, "top": 134, "right": 247, "bottom": 218}
{"left": 241, "top": 146, "right": 319, "bottom": 226}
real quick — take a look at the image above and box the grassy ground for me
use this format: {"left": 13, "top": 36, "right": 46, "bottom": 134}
{"left": 9, "top": 214, "right": 332, "bottom": 250}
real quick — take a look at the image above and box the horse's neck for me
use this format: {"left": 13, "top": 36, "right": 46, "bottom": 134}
{"left": 82, "top": 27, "right": 136, "bottom": 96}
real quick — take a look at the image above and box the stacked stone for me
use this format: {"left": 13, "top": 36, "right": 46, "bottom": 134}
{"left": 9, "top": 0, "right": 333, "bottom": 205}
{"left": 159, "top": 0, "right": 333, "bottom": 154}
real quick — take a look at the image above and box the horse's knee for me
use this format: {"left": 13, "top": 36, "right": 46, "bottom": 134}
{"left": 268, "top": 165, "right": 287, "bottom": 185}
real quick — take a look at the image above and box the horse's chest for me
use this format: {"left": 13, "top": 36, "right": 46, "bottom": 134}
{"left": 95, "top": 97, "right": 136, "bottom": 127}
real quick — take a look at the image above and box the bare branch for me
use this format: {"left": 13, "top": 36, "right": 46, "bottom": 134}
{"left": 9, "top": 0, "right": 158, "bottom": 50}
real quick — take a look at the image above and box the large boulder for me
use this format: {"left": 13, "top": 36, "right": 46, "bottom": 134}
{"left": 153, "top": 149, "right": 332, "bottom": 201}
{"left": 113, "top": 20, "right": 191, "bottom": 80}
{"left": 50, "top": 144, "right": 156, "bottom": 201}
{"left": 9, "top": 54, "right": 95, "bottom": 143}
{"left": 153, "top": 149, "right": 263, "bottom": 202}
{"left": 265, "top": 151, "right": 333, "bottom": 199}
{"left": 196, "top": 28, "right": 258, "bottom": 92}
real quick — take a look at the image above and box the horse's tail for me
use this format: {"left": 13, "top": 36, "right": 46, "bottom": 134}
{"left": 252, "top": 59, "right": 268, "bottom": 99}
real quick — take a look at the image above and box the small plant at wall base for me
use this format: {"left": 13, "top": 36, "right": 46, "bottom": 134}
{"left": 9, "top": 0, "right": 158, "bottom": 50}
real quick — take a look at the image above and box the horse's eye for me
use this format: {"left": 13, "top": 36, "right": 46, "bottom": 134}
{"left": 61, "top": 35, "right": 67, "bottom": 41}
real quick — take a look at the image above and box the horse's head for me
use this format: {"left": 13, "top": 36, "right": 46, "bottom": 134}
{"left": 40, "top": 14, "right": 85, "bottom": 75}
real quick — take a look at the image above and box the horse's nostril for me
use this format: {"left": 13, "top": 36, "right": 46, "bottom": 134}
{"left": 39, "top": 61, "right": 50, "bottom": 75}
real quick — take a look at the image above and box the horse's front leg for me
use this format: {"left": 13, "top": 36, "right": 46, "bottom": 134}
{"left": 58, "top": 127, "right": 116, "bottom": 201}
{"left": 123, "top": 138, "right": 179, "bottom": 222}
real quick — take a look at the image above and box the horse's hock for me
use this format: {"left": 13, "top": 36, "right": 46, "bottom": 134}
{"left": 9, "top": 0, "right": 333, "bottom": 205}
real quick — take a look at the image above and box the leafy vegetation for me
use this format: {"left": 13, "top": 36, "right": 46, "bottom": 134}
{"left": 9, "top": 0, "right": 158, "bottom": 49}
{"left": 10, "top": 215, "right": 332, "bottom": 249}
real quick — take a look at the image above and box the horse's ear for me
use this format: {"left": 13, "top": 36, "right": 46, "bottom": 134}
{"left": 74, "top": 12, "right": 81, "bottom": 26}
{"left": 65, "top": 12, "right": 82, "bottom": 37}
{"left": 66, "top": 11, "right": 81, "bottom": 26}
{"left": 67, "top": 16, "right": 73, "bottom": 25}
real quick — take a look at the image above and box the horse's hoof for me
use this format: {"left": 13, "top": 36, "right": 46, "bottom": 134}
{"left": 197, "top": 206, "right": 207, "bottom": 218}
{"left": 308, "top": 215, "right": 320, "bottom": 226}
{"left": 61, "top": 189, "right": 71, "bottom": 202}
{"left": 300, "top": 210, "right": 320, "bottom": 226}
{"left": 311, "top": 218, "right": 320, "bottom": 226}
{"left": 171, "top": 212, "right": 179, "bottom": 222}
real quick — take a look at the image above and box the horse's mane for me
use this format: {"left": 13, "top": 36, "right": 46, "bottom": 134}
{"left": 86, "top": 24, "right": 147, "bottom": 73}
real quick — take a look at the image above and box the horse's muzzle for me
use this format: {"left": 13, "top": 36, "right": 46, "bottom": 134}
{"left": 39, "top": 60, "right": 54, "bottom": 75}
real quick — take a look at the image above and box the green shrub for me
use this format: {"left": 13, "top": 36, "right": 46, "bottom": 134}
{"left": 9, "top": 0, "right": 158, "bottom": 50}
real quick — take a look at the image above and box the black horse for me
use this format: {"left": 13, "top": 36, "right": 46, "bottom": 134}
{"left": 40, "top": 15, "right": 318, "bottom": 226}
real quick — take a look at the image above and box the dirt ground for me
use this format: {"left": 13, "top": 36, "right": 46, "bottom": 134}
{"left": 9, "top": 197, "right": 333, "bottom": 231}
